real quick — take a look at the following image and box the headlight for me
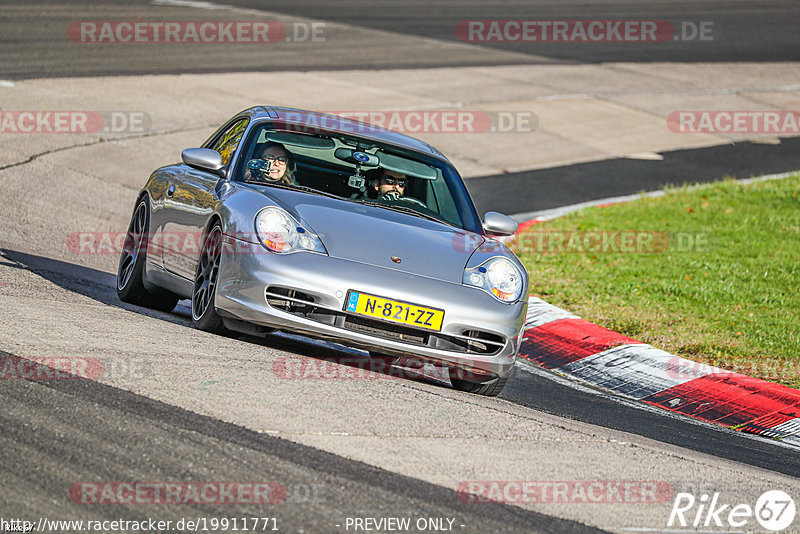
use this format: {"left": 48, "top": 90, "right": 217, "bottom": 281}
{"left": 463, "top": 257, "right": 523, "bottom": 303}
{"left": 255, "top": 207, "right": 327, "bottom": 255}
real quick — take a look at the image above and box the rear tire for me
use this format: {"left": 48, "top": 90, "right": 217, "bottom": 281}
{"left": 117, "top": 198, "right": 179, "bottom": 312}
{"left": 449, "top": 368, "right": 509, "bottom": 397}
{"left": 191, "top": 224, "right": 230, "bottom": 335}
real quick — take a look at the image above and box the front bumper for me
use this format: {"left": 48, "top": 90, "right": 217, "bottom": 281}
{"left": 214, "top": 236, "right": 527, "bottom": 379}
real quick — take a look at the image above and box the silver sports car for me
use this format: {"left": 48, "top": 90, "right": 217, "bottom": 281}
{"left": 117, "top": 106, "right": 528, "bottom": 396}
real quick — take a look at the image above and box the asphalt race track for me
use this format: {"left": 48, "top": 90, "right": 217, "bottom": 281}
{"left": 5, "top": 245, "right": 800, "bottom": 477}
{"left": 468, "top": 137, "right": 800, "bottom": 216}
{"left": 4, "top": 0, "right": 799, "bottom": 77}
{"left": 2, "top": 1, "right": 800, "bottom": 533}
{"left": 2, "top": 354, "right": 599, "bottom": 534}
{"left": 227, "top": 0, "right": 800, "bottom": 63}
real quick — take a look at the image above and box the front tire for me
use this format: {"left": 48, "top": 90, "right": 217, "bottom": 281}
{"left": 191, "top": 224, "right": 230, "bottom": 335}
{"left": 449, "top": 368, "right": 509, "bottom": 397}
{"left": 117, "top": 198, "right": 179, "bottom": 312}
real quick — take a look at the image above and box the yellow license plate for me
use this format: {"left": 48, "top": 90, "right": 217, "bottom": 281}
{"left": 344, "top": 291, "right": 445, "bottom": 332}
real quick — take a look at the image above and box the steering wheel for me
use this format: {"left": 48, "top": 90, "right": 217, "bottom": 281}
{"left": 396, "top": 196, "right": 428, "bottom": 208}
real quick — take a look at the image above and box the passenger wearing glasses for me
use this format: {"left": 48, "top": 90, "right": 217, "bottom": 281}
{"left": 245, "top": 142, "right": 297, "bottom": 185}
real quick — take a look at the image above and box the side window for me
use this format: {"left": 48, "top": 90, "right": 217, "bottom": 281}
{"left": 210, "top": 119, "right": 248, "bottom": 166}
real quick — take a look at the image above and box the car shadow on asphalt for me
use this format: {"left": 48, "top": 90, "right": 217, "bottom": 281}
{"left": 0, "top": 247, "right": 192, "bottom": 325}
{"left": 0, "top": 247, "right": 452, "bottom": 390}
{"left": 1, "top": 350, "right": 604, "bottom": 534}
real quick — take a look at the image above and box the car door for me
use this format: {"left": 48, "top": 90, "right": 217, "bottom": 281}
{"left": 161, "top": 118, "right": 248, "bottom": 279}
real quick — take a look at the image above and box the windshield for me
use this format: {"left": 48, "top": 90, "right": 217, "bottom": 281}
{"left": 232, "top": 123, "right": 482, "bottom": 233}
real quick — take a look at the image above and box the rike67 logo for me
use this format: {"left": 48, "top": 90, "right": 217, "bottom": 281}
{"left": 668, "top": 490, "right": 795, "bottom": 531}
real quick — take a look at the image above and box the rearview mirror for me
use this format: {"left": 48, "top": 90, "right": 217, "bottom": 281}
{"left": 182, "top": 148, "right": 224, "bottom": 175}
{"left": 334, "top": 148, "right": 380, "bottom": 167}
{"left": 482, "top": 212, "right": 518, "bottom": 236}
{"left": 374, "top": 150, "right": 437, "bottom": 180}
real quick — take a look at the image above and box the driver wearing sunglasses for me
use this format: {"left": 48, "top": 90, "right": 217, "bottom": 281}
{"left": 371, "top": 169, "right": 408, "bottom": 201}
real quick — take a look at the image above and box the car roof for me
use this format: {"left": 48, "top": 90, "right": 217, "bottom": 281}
{"left": 236, "top": 106, "right": 450, "bottom": 162}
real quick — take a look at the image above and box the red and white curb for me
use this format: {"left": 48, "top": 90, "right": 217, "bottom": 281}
{"left": 517, "top": 296, "right": 800, "bottom": 447}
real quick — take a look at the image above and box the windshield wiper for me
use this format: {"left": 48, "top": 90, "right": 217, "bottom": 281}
{"left": 360, "top": 201, "right": 458, "bottom": 227}
{"left": 244, "top": 181, "right": 343, "bottom": 200}
{"left": 289, "top": 184, "right": 343, "bottom": 199}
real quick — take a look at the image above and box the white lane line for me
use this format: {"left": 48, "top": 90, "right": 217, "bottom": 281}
{"left": 624, "top": 151, "right": 664, "bottom": 160}
{"left": 151, "top": 0, "right": 229, "bottom": 9}
{"left": 512, "top": 191, "right": 667, "bottom": 223}
{"left": 527, "top": 84, "right": 800, "bottom": 102}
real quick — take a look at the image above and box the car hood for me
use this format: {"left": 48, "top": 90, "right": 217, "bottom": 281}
{"left": 264, "top": 188, "right": 483, "bottom": 282}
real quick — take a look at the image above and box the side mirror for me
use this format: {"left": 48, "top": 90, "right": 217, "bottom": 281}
{"left": 482, "top": 211, "right": 518, "bottom": 236}
{"left": 181, "top": 148, "right": 224, "bottom": 176}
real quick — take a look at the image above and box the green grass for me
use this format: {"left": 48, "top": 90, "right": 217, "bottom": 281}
{"left": 514, "top": 173, "right": 800, "bottom": 389}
